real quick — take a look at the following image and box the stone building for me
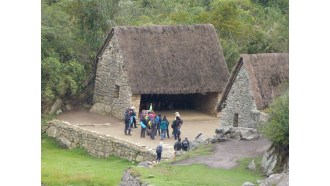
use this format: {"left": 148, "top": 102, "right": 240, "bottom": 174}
{"left": 217, "top": 53, "right": 289, "bottom": 128}
{"left": 91, "top": 24, "right": 230, "bottom": 119}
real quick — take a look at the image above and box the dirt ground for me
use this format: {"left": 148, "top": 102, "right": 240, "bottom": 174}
{"left": 55, "top": 109, "right": 271, "bottom": 168}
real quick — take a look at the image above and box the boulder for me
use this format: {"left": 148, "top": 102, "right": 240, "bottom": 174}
{"left": 57, "top": 136, "right": 73, "bottom": 149}
{"left": 242, "top": 182, "right": 255, "bottom": 186}
{"left": 259, "top": 172, "right": 289, "bottom": 186}
{"left": 90, "top": 103, "right": 112, "bottom": 115}
{"left": 248, "top": 159, "right": 256, "bottom": 171}
{"left": 49, "top": 99, "right": 62, "bottom": 115}
{"left": 56, "top": 109, "right": 63, "bottom": 115}
{"left": 239, "top": 128, "right": 259, "bottom": 140}
{"left": 46, "top": 126, "right": 58, "bottom": 138}
{"left": 261, "top": 149, "right": 277, "bottom": 176}
{"left": 137, "top": 161, "right": 154, "bottom": 168}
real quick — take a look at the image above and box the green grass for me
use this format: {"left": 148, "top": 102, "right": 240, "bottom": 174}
{"left": 42, "top": 134, "right": 265, "bottom": 186}
{"left": 41, "top": 135, "right": 135, "bottom": 186}
{"left": 133, "top": 144, "right": 265, "bottom": 186}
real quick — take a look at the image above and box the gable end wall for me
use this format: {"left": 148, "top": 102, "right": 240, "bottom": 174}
{"left": 220, "top": 66, "right": 258, "bottom": 128}
{"left": 92, "top": 36, "right": 134, "bottom": 120}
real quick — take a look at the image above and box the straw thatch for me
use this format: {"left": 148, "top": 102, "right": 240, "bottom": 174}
{"left": 98, "top": 24, "right": 230, "bottom": 94}
{"left": 218, "top": 53, "right": 289, "bottom": 111}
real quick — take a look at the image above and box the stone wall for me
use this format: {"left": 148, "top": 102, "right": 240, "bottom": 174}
{"left": 92, "top": 35, "right": 133, "bottom": 120}
{"left": 193, "top": 92, "right": 222, "bottom": 116}
{"left": 120, "top": 168, "right": 149, "bottom": 186}
{"left": 220, "top": 66, "right": 259, "bottom": 128}
{"left": 44, "top": 120, "right": 156, "bottom": 162}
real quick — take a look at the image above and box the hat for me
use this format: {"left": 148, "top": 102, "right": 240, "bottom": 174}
{"left": 159, "top": 142, "right": 163, "bottom": 146}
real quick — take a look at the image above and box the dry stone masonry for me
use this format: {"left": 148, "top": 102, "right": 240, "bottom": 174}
{"left": 220, "top": 66, "right": 265, "bottom": 128}
{"left": 43, "top": 120, "right": 156, "bottom": 162}
{"left": 92, "top": 35, "right": 132, "bottom": 119}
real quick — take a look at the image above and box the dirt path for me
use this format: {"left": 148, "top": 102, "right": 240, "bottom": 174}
{"left": 55, "top": 109, "right": 271, "bottom": 167}
{"left": 173, "top": 137, "right": 271, "bottom": 169}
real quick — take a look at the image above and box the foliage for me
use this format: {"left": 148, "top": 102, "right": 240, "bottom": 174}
{"left": 41, "top": 134, "right": 134, "bottom": 186}
{"left": 41, "top": 57, "right": 86, "bottom": 107}
{"left": 260, "top": 90, "right": 289, "bottom": 172}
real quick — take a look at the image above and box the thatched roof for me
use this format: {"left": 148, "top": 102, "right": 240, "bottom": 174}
{"left": 98, "top": 24, "right": 230, "bottom": 94}
{"left": 218, "top": 53, "right": 289, "bottom": 111}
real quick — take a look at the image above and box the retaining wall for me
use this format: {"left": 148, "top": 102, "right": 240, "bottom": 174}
{"left": 43, "top": 120, "right": 156, "bottom": 162}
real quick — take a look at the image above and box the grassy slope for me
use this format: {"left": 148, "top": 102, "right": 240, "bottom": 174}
{"left": 42, "top": 135, "right": 264, "bottom": 186}
{"left": 41, "top": 135, "right": 135, "bottom": 186}
{"left": 134, "top": 144, "right": 264, "bottom": 186}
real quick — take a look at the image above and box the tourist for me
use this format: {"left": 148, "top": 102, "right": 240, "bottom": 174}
{"left": 163, "top": 116, "right": 170, "bottom": 138}
{"left": 140, "top": 116, "right": 147, "bottom": 138}
{"left": 174, "top": 138, "right": 182, "bottom": 151}
{"left": 156, "top": 114, "right": 161, "bottom": 136}
{"left": 150, "top": 117, "right": 157, "bottom": 140}
{"left": 172, "top": 116, "right": 182, "bottom": 140}
{"left": 181, "top": 137, "right": 190, "bottom": 151}
{"left": 130, "top": 106, "right": 137, "bottom": 128}
{"left": 160, "top": 116, "right": 168, "bottom": 140}
{"left": 156, "top": 142, "right": 163, "bottom": 163}
{"left": 124, "top": 108, "right": 131, "bottom": 135}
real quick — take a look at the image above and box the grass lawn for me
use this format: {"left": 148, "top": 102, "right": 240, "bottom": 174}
{"left": 41, "top": 135, "right": 135, "bottom": 186}
{"left": 135, "top": 162, "right": 263, "bottom": 186}
{"left": 42, "top": 134, "right": 264, "bottom": 186}
{"left": 132, "top": 144, "right": 265, "bottom": 186}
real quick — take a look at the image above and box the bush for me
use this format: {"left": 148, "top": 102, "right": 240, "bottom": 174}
{"left": 260, "top": 90, "right": 289, "bottom": 172}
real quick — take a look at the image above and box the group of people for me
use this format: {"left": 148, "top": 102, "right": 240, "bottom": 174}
{"left": 124, "top": 107, "right": 184, "bottom": 141}
{"left": 123, "top": 106, "right": 190, "bottom": 163}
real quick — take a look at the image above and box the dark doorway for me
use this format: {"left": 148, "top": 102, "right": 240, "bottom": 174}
{"left": 139, "top": 94, "right": 195, "bottom": 111}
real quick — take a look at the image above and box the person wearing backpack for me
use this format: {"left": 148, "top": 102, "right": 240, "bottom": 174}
{"left": 150, "top": 117, "right": 157, "bottom": 140}
{"left": 124, "top": 108, "right": 131, "bottom": 135}
{"left": 174, "top": 138, "right": 182, "bottom": 151}
{"left": 173, "top": 116, "right": 182, "bottom": 140}
{"left": 173, "top": 138, "right": 182, "bottom": 161}
{"left": 181, "top": 137, "right": 190, "bottom": 151}
{"left": 156, "top": 142, "right": 163, "bottom": 163}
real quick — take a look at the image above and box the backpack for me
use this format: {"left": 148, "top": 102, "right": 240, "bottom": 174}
{"left": 174, "top": 142, "right": 182, "bottom": 151}
{"left": 182, "top": 140, "right": 188, "bottom": 148}
{"left": 156, "top": 145, "right": 162, "bottom": 153}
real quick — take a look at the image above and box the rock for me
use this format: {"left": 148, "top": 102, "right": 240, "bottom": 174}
{"left": 259, "top": 172, "right": 289, "bottom": 186}
{"left": 137, "top": 161, "right": 154, "bottom": 168}
{"left": 83, "top": 103, "right": 93, "bottom": 109}
{"left": 242, "top": 182, "right": 255, "bottom": 186}
{"left": 56, "top": 109, "right": 62, "bottom": 115}
{"left": 65, "top": 104, "right": 72, "bottom": 111}
{"left": 49, "top": 99, "right": 62, "bottom": 115}
{"left": 57, "top": 136, "right": 73, "bottom": 149}
{"left": 239, "top": 128, "right": 259, "bottom": 140}
{"left": 46, "top": 126, "right": 58, "bottom": 138}
{"left": 248, "top": 159, "right": 256, "bottom": 171}
{"left": 215, "top": 128, "right": 224, "bottom": 134}
{"left": 90, "top": 103, "right": 112, "bottom": 115}
{"left": 261, "top": 150, "right": 277, "bottom": 176}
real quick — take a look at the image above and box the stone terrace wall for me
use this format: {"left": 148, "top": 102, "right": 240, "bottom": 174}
{"left": 92, "top": 35, "right": 133, "bottom": 120}
{"left": 43, "top": 120, "right": 155, "bottom": 162}
{"left": 220, "top": 66, "right": 258, "bottom": 128}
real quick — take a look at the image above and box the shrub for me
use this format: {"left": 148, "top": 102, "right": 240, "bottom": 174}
{"left": 260, "top": 90, "right": 289, "bottom": 172}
